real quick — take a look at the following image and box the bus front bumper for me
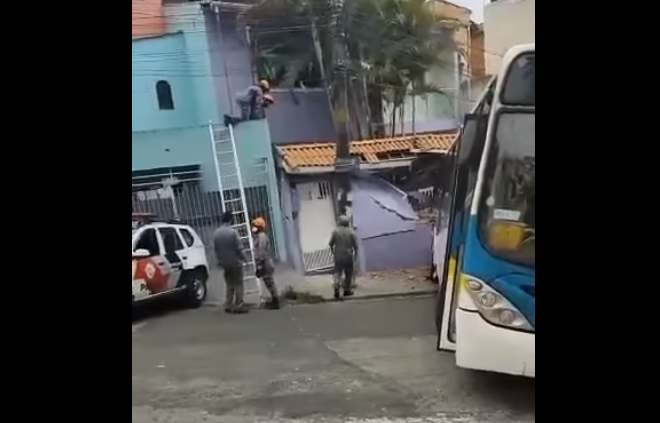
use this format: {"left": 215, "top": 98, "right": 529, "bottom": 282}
{"left": 456, "top": 308, "right": 535, "bottom": 377}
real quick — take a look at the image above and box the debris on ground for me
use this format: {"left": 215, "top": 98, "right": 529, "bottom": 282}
{"left": 283, "top": 285, "right": 326, "bottom": 304}
{"left": 367, "top": 266, "right": 432, "bottom": 282}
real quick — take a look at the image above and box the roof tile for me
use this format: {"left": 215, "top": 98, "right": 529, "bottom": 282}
{"left": 277, "top": 133, "right": 457, "bottom": 170}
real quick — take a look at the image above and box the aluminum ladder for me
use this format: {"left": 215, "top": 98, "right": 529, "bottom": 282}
{"left": 209, "top": 123, "right": 263, "bottom": 304}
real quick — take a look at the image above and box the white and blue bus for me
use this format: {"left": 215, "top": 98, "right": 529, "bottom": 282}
{"left": 435, "top": 44, "right": 535, "bottom": 377}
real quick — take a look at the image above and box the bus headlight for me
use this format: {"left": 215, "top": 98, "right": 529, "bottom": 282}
{"left": 463, "top": 276, "right": 533, "bottom": 331}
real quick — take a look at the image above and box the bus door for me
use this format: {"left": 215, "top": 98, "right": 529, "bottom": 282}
{"left": 436, "top": 113, "right": 487, "bottom": 352}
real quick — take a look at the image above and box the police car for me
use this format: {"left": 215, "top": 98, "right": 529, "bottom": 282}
{"left": 132, "top": 213, "right": 209, "bottom": 308}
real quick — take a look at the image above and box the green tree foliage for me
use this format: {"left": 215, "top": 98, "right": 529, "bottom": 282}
{"left": 242, "top": 0, "right": 455, "bottom": 138}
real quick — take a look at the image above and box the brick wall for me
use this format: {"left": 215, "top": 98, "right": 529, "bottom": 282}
{"left": 132, "top": 0, "right": 166, "bottom": 39}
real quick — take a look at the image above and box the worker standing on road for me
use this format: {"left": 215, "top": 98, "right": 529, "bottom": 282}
{"left": 213, "top": 211, "right": 248, "bottom": 315}
{"left": 252, "top": 217, "right": 280, "bottom": 310}
{"left": 328, "top": 215, "right": 359, "bottom": 301}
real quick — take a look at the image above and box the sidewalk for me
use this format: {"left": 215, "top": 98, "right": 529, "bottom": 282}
{"left": 289, "top": 267, "right": 438, "bottom": 302}
{"left": 205, "top": 264, "right": 437, "bottom": 306}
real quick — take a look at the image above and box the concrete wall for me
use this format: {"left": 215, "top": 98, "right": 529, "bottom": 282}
{"left": 427, "top": 0, "right": 472, "bottom": 52}
{"left": 279, "top": 173, "right": 305, "bottom": 271}
{"left": 131, "top": 3, "right": 286, "bottom": 259}
{"left": 132, "top": 33, "right": 199, "bottom": 132}
{"left": 132, "top": 3, "right": 272, "bottom": 185}
{"left": 484, "top": 0, "right": 535, "bottom": 75}
{"left": 282, "top": 172, "right": 433, "bottom": 273}
{"left": 131, "top": 121, "right": 286, "bottom": 261}
{"left": 470, "top": 25, "right": 486, "bottom": 79}
{"left": 362, "top": 224, "right": 433, "bottom": 271}
{"left": 204, "top": 10, "right": 255, "bottom": 120}
{"left": 131, "top": 4, "right": 220, "bottom": 133}
{"left": 267, "top": 89, "right": 337, "bottom": 144}
{"left": 352, "top": 176, "right": 432, "bottom": 272}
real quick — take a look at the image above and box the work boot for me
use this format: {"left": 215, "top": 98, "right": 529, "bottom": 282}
{"left": 224, "top": 114, "right": 242, "bottom": 127}
{"left": 265, "top": 298, "right": 281, "bottom": 310}
{"left": 333, "top": 288, "right": 342, "bottom": 302}
{"left": 343, "top": 290, "right": 354, "bottom": 297}
{"left": 232, "top": 303, "right": 249, "bottom": 314}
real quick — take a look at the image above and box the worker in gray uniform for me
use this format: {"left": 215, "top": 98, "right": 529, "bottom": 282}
{"left": 213, "top": 211, "right": 248, "bottom": 314}
{"left": 224, "top": 80, "right": 274, "bottom": 126}
{"left": 252, "top": 217, "right": 280, "bottom": 310}
{"left": 328, "top": 215, "right": 359, "bottom": 301}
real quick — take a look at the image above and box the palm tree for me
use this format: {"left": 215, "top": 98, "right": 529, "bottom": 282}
{"left": 242, "top": 0, "right": 454, "bottom": 139}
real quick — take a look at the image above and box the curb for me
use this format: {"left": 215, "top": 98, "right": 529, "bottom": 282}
{"left": 340, "top": 289, "right": 437, "bottom": 302}
{"left": 203, "top": 288, "right": 437, "bottom": 308}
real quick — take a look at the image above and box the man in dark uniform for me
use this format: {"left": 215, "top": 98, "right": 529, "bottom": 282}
{"left": 213, "top": 211, "right": 248, "bottom": 314}
{"left": 224, "top": 80, "right": 274, "bottom": 126}
{"left": 328, "top": 215, "right": 359, "bottom": 301}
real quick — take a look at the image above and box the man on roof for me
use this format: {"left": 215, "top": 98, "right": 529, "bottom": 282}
{"left": 224, "top": 79, "right": 275, "bottom": 127}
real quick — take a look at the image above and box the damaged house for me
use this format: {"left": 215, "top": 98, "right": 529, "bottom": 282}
{"left": 274, "top": 126, "right": 456, "bottom": 274}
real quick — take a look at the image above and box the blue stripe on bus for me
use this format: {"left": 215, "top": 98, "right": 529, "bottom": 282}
{"left": 463, "top": 216, "right": 536, "bottom": 328}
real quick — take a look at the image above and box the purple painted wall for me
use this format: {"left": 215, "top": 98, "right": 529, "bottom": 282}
{"left": 351, "top": 174, "right": 433, "bottom": 272}
{"left": 352, "top": 176, "right": 417, "bottom": 238}
{"left": 280, "top": 172, "right": 433, "bottom": 274}
{"left": 362, "top": 224, "right": 433, "bottom": 271}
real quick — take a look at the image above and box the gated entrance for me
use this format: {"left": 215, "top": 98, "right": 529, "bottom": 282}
{"left": 131, "top": 165, "right": 279, "bottom": 260}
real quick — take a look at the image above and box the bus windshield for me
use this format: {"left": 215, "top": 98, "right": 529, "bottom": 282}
{"left": 501, "top": 52, "right": 535, "bottom": 106}
{"left": 480, "top": 112, "right": 535, "bottom": 268}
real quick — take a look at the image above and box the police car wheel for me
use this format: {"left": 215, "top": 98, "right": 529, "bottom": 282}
{"left": 185, "top": 272, "right": 207, "bottom": 308}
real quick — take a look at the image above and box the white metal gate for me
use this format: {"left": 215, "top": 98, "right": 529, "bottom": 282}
{"left": 298, "top": 181, "right": 336, "bottom": 272}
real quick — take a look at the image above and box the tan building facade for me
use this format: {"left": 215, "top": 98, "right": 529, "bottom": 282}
{"left": 483, "top": 0, "right": 535, "bottom": 75}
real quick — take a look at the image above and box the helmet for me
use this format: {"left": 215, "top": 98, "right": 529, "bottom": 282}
{"left": 252, "top": 217, "right": 267, "bottom": 231}
{"left": 338, "top": 215, "right": 351, "bottom": 226}
{"left": 259, "top": 79, "right": 270, "bottom": 91}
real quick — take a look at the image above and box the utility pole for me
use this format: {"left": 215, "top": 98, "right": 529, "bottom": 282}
{"left": 329, "top": 0, "right": 353, "bottom": 217}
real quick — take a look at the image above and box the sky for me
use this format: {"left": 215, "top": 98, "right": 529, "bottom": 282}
{"left": 452, "top": 0, "right": 485, "bottom": 23}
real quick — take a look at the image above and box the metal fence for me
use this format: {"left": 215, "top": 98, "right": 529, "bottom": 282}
{"left": 131, "top": 161, "right": 280, "bottom": 260}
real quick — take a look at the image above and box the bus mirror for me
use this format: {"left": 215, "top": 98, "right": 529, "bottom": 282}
{"left": 458, "top": 114, "right": 487, "bottom": 165}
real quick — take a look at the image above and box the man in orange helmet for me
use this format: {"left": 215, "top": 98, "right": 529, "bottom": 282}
{"left": 252, "top": 217, "right": 280, "bottom": 309}
{"left": 224, "top": 79, "right": 274, "bottom": 126}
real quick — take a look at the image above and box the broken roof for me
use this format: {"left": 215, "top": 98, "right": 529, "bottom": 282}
{"left": 276, "top": 132, "right": 457, "bottom": 174}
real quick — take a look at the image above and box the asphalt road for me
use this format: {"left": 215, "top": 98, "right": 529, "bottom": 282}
{"left": 132, "top": 297, "right": 535, "bottom": 423}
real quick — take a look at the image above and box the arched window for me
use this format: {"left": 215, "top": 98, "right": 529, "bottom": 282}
{"left": 155, "top": 80, "right": 174, "bottom": 110}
